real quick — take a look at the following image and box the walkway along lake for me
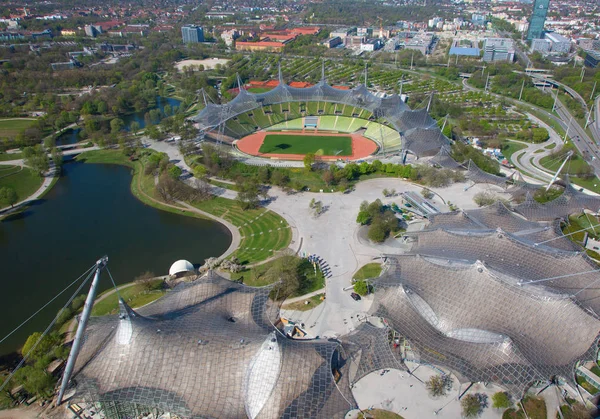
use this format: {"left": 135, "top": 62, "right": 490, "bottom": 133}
{"left": 0, "top": 161, "right": 231, "bottom": 355}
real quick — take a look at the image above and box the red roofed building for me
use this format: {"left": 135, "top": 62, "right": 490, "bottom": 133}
{"left": 288, "top": 81, "right": 313, "bottom": 88}
{"left": 291, "top": 27, "right": 320, "bottom": 35}
{"left": 96, "top": 20, "right": 124, "bottom": 31}
{"left": 235, "top": 41, "right": 285, "bottom": 51}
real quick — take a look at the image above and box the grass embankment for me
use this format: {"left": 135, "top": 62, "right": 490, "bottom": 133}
{"left": 191, "top": 197, "right": 292, "bottom": 265}
{"left": 0, "top": 166, "right": 42, "bottom": 202}
{"left": 259, "top": 133, "right": 353, "bottom": 156}
{"left": 353, "top": 263, "right": 382, "bottom": 281}
{"left": 91, "top": 279, "right": 166, "bottom": 316}
{"left": 282, "top": 294, "right": 325, "bottom": 311}
{"left": 0, "top": 118, "right": 36, "bottom": 137}
{"left": 0, "top": 152, "right": 22, "bottom": 161}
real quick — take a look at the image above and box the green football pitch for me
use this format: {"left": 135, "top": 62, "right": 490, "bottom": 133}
{"left": 258, "top": 134, "right": 352, "bottom": 156}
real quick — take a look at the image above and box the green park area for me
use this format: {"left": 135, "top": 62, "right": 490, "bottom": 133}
{"left": 91, "top": 279, "right": 166, "bottom": 316}
{"left": 282, "top": 294, "right": 325, "bottom": 311}
{"left": 247, "top": 87, "right": 273, "bottom": 93}
{"left": 259, "top": 133, "right": 352, "bottom": 156}
{"left": 0, "top": 165, "right": 42, "bottom": 205}
{"left": 353, "top": 262, "right": 382, "bottom": 281}
{"left": 0, "top": 118, "right": 37, "bottom": 137}
{"left": 231, "top": 255, "right": 325, "bottom": 297}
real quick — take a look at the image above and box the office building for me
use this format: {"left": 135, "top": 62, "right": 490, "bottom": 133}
{"left": 585, "top": 51, "right": 600, "bottom": 68}
{"left": 181, "top": 25, "right": 204, "bottom": 43}
{"left": 483, "top": 38, "right": 515, "bottom": 62}
{"left": 527, "top": 0, "right": 549, "bottom": 41}
{"left": 544, "top": 32, "right": 570, "bottom": 53}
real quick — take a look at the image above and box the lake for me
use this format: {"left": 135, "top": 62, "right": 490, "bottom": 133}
{"left": 0, "top": 161, "right": 230, "bottom": 355}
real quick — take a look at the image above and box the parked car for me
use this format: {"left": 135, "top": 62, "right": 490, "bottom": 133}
{"left": 350, "top": 292, "right": 361, "bottom": 301}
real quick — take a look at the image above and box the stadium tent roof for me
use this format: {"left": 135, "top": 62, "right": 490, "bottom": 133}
{"left": 70, "top": 273, "right": 356, "bottom": 419}
{"left": 168, "top": 259, "right": 194, "bottom": 276}
{"left": 190, "top": 76, "right": 448, "bottom": 157}
{"left": 371, "top": 254, "right": 600, "bottom": 396}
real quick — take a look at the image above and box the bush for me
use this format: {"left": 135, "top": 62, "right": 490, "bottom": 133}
{"left": 353, "top": 280, "right": 369, "bottom": 296}
{"left": 473, "top": 191, "right": 500, "bottom": 207}
{"left": 461, "top": 393, "right": 488, "bottom": 418}
{"left": 425, "top": 374, "right": 453, "bottom": 397}
{"left": 421, "top": 188, "right": 434, "bottom": 199}
{"left": 492, "top": 392, "right": 512, "bottom": 409}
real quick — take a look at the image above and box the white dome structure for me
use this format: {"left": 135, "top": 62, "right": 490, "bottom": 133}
{"left": 169, "top": 260, "right": 195, "bottom": 277}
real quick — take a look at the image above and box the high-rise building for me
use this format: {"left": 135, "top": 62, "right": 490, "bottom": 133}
{"left": 526, "top": 0, "right": 549, "bottom": 41}
{"left": 181, "top": 25, "right": 204, "bottom": 43}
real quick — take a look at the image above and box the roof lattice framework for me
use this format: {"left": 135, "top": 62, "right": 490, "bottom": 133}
{"left": 71, "top": 273, "right": 356, "bottom": 419}
{"left": 371, "top": 254, "right": 600, "bottom": 396}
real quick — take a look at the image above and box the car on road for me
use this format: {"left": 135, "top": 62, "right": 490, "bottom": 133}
{"left": 350, "top": 292, "right": 361, "bottom": 301}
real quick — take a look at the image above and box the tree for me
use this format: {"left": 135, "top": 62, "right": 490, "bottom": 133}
{"left": 382, "top": 188, "right": 389, "bottom": 197}
{"left": 356, "top": 210, "right": 371, "bottom": 225}
{"left": 304, "top": 153, "right": 316, "bottom": 170}
{"left": 21, "top": 332, "right": 60, "bottom": 363}
{"left": 461, "top": 393, "right": 488, "bottom": 418}
{"left": 13, "top": 366, "right": 55, "bottom": 397}
{"left": 236, "top": 179, "right": 260, "bottom": 210}
{"left": 51, "top": 147, "right": 63, "bottom": 172}
{"left": 491, "top": 392, "right": 511, "bottom": 410}
{"left": 135, "top": 271, "right": 158, "bottom": 291}
{"left": 353, "top": 280, "right": 368, "bottom": 296}
{"left": 322, "top": 170, "right": 334, "bottom": 186}
{"left": 23, "top": 146, "right": 49, "bottom": 176}
{"left": 110, "top": 118, "right": 124, "bottom": 134}
{"left": 0, "top": 186, "right": 17, "bottom": 208}
{"left": 168, "top": 165, "right": 183, "bottom": 180}
{"left": 367, "top": 220, "right": 387, "bottom": 242}
{"left": 130, "top": 121, "right": 140, "bottom": 134}
{"left": 268, "top": 255, "right": 302, "bottom": 298}
{"left": 425, "top": 374, "right": 453, "bottom": 397}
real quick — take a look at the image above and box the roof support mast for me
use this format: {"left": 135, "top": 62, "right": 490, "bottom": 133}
{"left": 57, "top": 256, "right": 108, "bottom": 405}
{"left": 545, "top": 150, "right": 573, "bottom": 192}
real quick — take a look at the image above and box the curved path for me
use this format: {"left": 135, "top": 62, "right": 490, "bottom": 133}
{"left": 511, "top": 113, "right": 564, "bottom": 182}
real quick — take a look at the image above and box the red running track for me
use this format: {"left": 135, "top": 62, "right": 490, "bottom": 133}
{"left": 236, "top": 130, "right": 378, "bottom": 161}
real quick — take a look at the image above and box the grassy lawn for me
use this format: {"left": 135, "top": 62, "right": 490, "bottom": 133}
{"left": 501, "top": 141, "right": 527, "bottom": 162}
{"left": 208, "top": 179, "right": 239, "bottom": 190}
{"left": 248, "top": 87, "right": 273, "bottom": 93}
{"left": 231, "top": 257, "right": 324, "bottom": 296}
{"left": 282, "top": 294, "right": 325, "bottom": 311}
{"left": 0, "top": 118, "right": 37, "bottom": 137}
{"left": 259, "top": 134, "right": 353, "bottom": 156}
{"left": 91, "top": 279, "right": 166, "bottom": 316}
{"left": 358, "top": 410, "right": 404, "bottom": 419}
{"left": 590, "top": 364, "right": 600, "bottom": 377}
{"left": 0, "top": 152, "right": 22, "bottom": 161}
{"left": 192, "top": 197, "right": 291, "bottom": 264}
{"left": 538, "top": 144, "right": 600, "bottom": 194}
{"left": 577, "top": 375, "right": 599, "bottom": 395}
{"left": 0, "top": 166, "right": 42, "bottom": 203}
{"left": 353, "top": 262, "right": 382, "bottom": 281}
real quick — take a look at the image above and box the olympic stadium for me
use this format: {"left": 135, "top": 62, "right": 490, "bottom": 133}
{"left": 56, "top": 71, "right": 600, "bottom": 418}
{"left": 190, "top": 68, "right": 449, "bottom": 162}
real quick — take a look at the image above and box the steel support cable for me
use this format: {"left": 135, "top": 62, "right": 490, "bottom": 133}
{"left": 0, "top": 266, "right": 96, "bottom": 393}
{"left": 105, "top": 267, "right": 123, "bottom": 302}
{"left": 535, "top": 221, "right": 600, "bottom": 245}
{"left": 517, "top": 268, "right": 600, "bottom": 286}
{"left": 0, "top": 263, "right": 96, "bottom": 346}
